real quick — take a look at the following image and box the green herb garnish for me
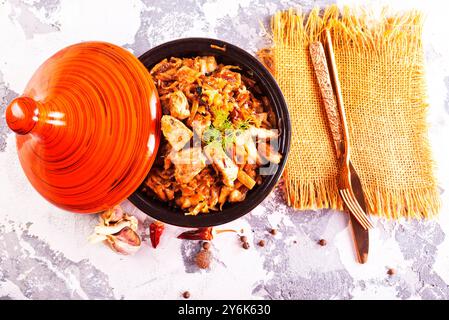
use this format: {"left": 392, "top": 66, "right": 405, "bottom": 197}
{"left": 222, "top": 129, "right": 236, "bottom": 149}
{"left": 211, "top": 106, "right": 231, "bottom": 130}
{"left": 235, "top": 118, "right": 252, "bottom": 131}
{"left": 202, "top": 126, "right": 222, "bottom": 145}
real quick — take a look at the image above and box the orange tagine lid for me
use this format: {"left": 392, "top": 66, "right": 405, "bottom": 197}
{"left": 5, "top": 42, "right": 161, "bottom": 213}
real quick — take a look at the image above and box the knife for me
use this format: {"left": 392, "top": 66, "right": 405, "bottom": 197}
{"left": 309, "top": 40, "right": 369, "bottom": 264}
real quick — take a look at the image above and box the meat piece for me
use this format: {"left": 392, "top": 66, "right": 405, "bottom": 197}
{"left": 203, "top": 142, "right": 239, "bottom": 187}
{"left": 192, "top": 114, "right": 211, "bottom": 138}
{"left": 250, "top": 127, "right": 278, "bottom": 139}
{"left": 176, "top": 195, "right": 202, "bottom": 209}
{"left": 258, "top": 141, "right": 282, "bottom": 164}
{"left": 235, "top": 131, "right": 258, "bottom": 165}
{"left": 244, "top": 138, "right": 258, "bottom": 164}
{"left": 176, "top": 66, "right": 200, "bottom": 84}
{"left": 170, "top": 147, "right": 207, "bottom": 184}
{"left": 161, "top": 115, "right": 193, "bottom": 151}
{"left": 168, "top": 91, "right": 190, "bottom": 120}
{"left": 199, "top": 56, "right": 217, "bottom": 75}
{"left": 235, "top": 127, "right": 279, "bottom": 165}
{"left": 228, "top": 189, "right": 246, "bottom": 202}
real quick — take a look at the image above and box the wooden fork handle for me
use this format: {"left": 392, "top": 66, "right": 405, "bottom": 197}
{"left": 309, "top": 41, "right": 344, "bottom": 158}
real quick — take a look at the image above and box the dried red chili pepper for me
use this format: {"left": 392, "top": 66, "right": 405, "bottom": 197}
{"left": 177, "top": 227, "right": 236, "bottom": 240}
{"left": 149, "top": 221, "right": 165, "bottom": 248}
{"left": 178, "top": 227, "right": 213, "bottom": 240}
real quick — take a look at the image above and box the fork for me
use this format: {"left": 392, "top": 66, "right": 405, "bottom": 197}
{"left": 322, "top": 29, "right": 373, "bottom": 230}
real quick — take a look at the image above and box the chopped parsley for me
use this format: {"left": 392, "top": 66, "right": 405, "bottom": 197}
{"left": 202, "top": 126, "right": 222, "bottom": 145}
{"left": 203, "top": 116, "right": 251, "bottom": 152}
{"left": 235, "top": 118, "right": 252, "bottom": 130}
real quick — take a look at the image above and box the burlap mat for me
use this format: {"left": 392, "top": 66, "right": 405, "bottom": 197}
{"left": 259, "top": 6, "right": 440, "bottom": 218}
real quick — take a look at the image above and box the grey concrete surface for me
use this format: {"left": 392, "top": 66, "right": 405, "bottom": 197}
{"left": 1, "top": 0, "right": 449, "bottom": 300}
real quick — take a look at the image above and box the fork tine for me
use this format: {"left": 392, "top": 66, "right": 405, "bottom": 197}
{"left": 346, "top": 193, "right": 373, "bottom": 229}
{"left": 347, "top": 190, "right": 374, "bottom": 228}
{"left": 340, "top": 189, "right": 373, "bottom": 229}
{"left": 340, "top": 190, "right": 368, "bottom": 229}
{"left": 343, "top": 194, "right": 371, "bottom": 230}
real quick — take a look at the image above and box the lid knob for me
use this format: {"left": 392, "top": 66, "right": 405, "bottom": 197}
{"left": 6, "top": 96, "right": 38, "bottom": 135}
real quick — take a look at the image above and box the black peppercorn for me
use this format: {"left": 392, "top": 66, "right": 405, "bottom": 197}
{"left": 318, "top": 239, "right": 327, "bottom": 246}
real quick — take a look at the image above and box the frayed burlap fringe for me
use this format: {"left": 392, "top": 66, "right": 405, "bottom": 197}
{"left": 259, "top": 5, "right": 440, "bottom": 219}
{"left": 272, "top": 6, "right": 424, "bottom": 58}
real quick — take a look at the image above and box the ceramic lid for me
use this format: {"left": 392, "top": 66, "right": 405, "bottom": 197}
{"left": 5, "top": 42, "right": 161, "bottom": 213}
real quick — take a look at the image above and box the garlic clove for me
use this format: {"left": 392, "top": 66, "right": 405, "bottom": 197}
{"left": 105, "top": 227, "right": 141, "bottom": 255}
{"left": 115, "top": 226, "right": 141, "bottom": 246}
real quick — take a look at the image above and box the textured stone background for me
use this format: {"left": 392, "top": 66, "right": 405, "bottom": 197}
{"left": 1, "top": 0, "right": 449, "bottom": 300}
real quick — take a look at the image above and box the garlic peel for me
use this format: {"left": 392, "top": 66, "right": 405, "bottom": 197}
{"left": 88, "top": 205, "right": 142, "bottom": 255}
{"left": 88, "top": 233, "right": 107, "bottom": 244}
{"left": 94, "top": 220, "right": 131, "bottom": 235}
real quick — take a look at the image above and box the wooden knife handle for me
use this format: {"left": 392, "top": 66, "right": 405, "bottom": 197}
{"left": 309, "top": 41, "right": 344, "bottom": 157}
